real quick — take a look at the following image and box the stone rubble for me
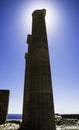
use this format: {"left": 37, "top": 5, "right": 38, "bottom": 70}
{"left": 55, "top": 115, "right": 79, "bottom": 130}
{"left": 0, "top": 118, "right": 79, "bottom": 130}
{"left": 0, "top": 121, "right": 20, "bottom": 130}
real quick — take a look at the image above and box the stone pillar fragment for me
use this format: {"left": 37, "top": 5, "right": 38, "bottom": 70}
{"left": 0, "top": 90, "right": 10, "bottom": 124}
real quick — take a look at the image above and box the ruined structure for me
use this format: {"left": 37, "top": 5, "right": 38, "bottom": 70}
{"left": 0, "top": 90, "right": 9, "bottom": 124}
{"left": 20, "top": 9, "right": 56, "bottom": 130}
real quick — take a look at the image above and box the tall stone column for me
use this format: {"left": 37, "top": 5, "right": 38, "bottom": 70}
{"left": 20, "top": 9, "right": 56, "bottom": 130}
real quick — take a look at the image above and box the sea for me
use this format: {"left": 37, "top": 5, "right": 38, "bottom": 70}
{"left": 8, "top": 114, "right": 22, "bottom": 120}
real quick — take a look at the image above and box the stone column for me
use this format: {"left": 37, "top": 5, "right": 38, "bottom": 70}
{"left": 0, "top": 90, "right": 10, "bottom": 124}
{"left": 20, "top": 9, "right": 56, "bottom": 130}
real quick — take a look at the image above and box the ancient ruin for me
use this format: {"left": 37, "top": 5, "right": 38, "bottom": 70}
{"left": 0, "top": 90, "right": 9, "bottom": 124}
{"left": 20, "top": 9, "right": 56, "bottom": 130}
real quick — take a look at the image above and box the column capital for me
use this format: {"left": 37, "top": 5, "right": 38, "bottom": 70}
{"left": 32, "top": 9, "right": 46, "bottom": 17}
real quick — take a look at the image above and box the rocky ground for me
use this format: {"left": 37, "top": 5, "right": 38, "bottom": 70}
{"left": 0, "top": 120, "right": 21, "bottom": 130}
{"left": 0, "top": 116, "right": 79, "bottom": 130}
{"left": 0, "top": 123, "right": 19, "bottom": 130}
{"left": 55, "top": 114, "right": 79, "bottom": 130}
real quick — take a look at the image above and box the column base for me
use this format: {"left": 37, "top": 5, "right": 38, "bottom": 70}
{"left": 19, "top": 125, "right": 29, "bottom": 130}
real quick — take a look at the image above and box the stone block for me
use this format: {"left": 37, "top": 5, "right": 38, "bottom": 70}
{"left": 0, "top": 90, "right": 10, "bottom": 124}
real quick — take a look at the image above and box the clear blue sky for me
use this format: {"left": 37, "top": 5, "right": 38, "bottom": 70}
{"left": 0, "top": 0, "right": 79, "bottom": 114}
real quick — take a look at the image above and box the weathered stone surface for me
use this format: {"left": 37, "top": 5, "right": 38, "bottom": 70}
{"left": 0, "top": 90, "right": 10, "bottom": 124}
{"left": 20, "top": 9, "right": 56, "bottom": 130}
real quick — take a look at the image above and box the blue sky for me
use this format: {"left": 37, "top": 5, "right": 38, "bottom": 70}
{"left": 0, "top": 0, "right": 79, "bottom": 114}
